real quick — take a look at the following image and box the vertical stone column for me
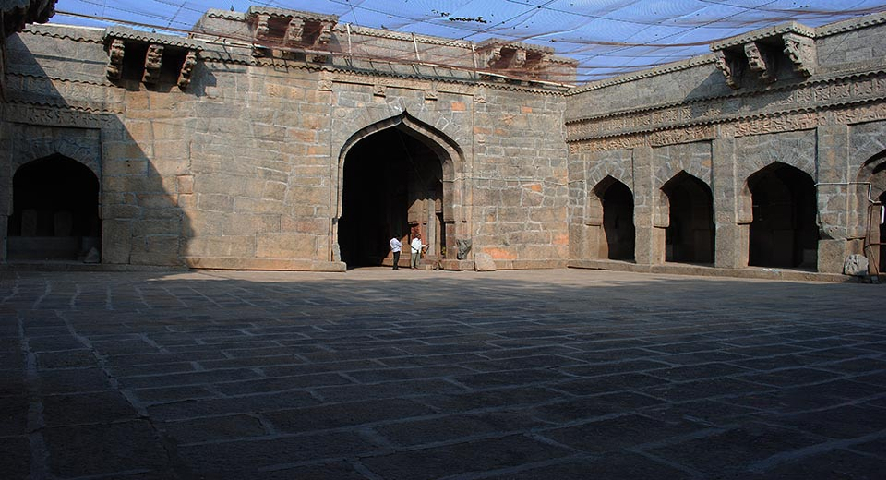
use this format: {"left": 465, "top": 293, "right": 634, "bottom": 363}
{"left": 632, "top": 146, "right": 657, "bottom": 264}
{"left": 816, "top": 125, "right": 850, "bottom": 273}
{"left": 712, "top": 137, "right": 747, "bottom": 268}
{"left": 567, "top": 147, "right": 587, "bottom": 261}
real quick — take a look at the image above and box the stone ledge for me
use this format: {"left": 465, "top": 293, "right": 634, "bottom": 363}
{"left": 185, "top": 257, "right": 346, "bottom": 272}
{"left": 1, "top": 260, "right": 186, "bottom": 272}
{"left": 568, "top": 259, "right": 857, "bottom": 283}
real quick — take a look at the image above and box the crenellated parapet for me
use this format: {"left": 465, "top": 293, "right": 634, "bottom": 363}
{"left": 710, "top": 22, "right": 816, "bottom": 89}
{"left": 102, "top": 28, "right": 203, "bottom": 90}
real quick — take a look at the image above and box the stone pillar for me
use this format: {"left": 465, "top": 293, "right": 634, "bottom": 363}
{"left": 632, "top": 146, "right": 658, "bottom": 264}
{"left": 816, "top": 125, "right": 851, "bottom": 273}
{"left": 712, "top": 138, "right": 747, "bottom": 268}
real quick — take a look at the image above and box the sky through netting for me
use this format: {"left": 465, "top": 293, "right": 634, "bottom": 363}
{"left": 50, "top": 0, "right": 886, "bottom": 83}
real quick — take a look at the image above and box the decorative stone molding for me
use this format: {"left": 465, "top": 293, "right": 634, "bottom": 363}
{"left": 106, "top": 38, "right": 125, "bottom": 80}
{"left": 373, "top": 84, "right": 386, "bottom": 97}
{"left": 710, "top": 21, "right": 816, "bottom": 89}
{"left": 567, "top": 70, "right": 886, "bottom": 142}
{"left": 142, "top": 44, "right": 163, "bottom": 84}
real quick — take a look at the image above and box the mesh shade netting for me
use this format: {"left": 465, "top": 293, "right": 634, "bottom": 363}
{"left": 50, "top": 0, "right": 886, "bottom": 83}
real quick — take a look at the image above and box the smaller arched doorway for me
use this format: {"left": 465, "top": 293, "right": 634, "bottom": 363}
{"left": 592, "top": 177, "right": 635, "bottom": 261}
{"left": 879, "top": 190, "right": 886, "bottom": 275}
{"left": 8, "top": 154, "right": 101, "bottom": 261}
{"left": 662, "top": 172, "right": 714, "bottom": 264}
{"left": 747, "top": 163, "right": 818, "bottom": 268}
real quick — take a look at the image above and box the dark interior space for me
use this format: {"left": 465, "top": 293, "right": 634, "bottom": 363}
{"left": 748, "top": 163, "right": 819, "bottom": 269}
{"left": 595, "top": 177, "right": 635, "bottom": 261}
{"left": 663, "top": 172, "right": 714, "bottom": 264}
{"left": 8, "top": 154, "right": 101, "bottom": 259}
{"left": 338, "top": 127, "right": 441, "bottom": 268}
{"left": 880, "top": 190, "right": 885, "bottom": 274}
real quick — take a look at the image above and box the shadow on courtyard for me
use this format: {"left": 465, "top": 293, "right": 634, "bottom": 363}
{"left": 2, "top": 269, "right": 885, "bottom": 479}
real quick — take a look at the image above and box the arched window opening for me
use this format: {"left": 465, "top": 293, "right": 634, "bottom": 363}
{"left": 748, "top": 163, "right": 819, "bottom": 269}
{"left": 593, "top": 177, "right": 635, "bottom": 261}
{"left": 339, "top": 127, "right": 444, "bottom": 269}
{"left": 662, "top": 172, "right": 714, "bottom": 264}
{"left": 8, "top": 154, "right": 101, "bottom": 260}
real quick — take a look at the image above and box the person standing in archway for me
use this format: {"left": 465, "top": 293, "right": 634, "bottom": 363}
{"left": 411, "top": 233, "right": 427, "bottom": 270}
{"left": 389, "top": 234, "right": 402, "bottom": 270}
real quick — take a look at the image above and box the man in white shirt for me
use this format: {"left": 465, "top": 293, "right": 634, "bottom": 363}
{"left": 389, "top": 235, "right": 402, "bottom": 270}
{"left": 411, "top": 234, "right": 427, "bottom": 269}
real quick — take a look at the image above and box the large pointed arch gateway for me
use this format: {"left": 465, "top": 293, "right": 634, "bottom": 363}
{"left": 335, "top": 113, "right": 463, "bottom": 269}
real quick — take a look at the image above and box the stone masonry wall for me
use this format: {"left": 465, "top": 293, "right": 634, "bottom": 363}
{"left": 566, "top": 13, "right": 886, "bottom": 274}
{"left": 2, "top": 19, "right": 570, "bottom": 270}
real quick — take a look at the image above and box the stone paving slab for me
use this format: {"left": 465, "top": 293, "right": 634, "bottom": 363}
{"left": 1, "top": 267, "right": 884, "bottom": 479}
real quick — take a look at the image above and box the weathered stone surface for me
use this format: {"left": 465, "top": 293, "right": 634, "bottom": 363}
{"left": 474, "top": 252, "right": 497, "bottom": 271}
{"left": 3, "top": 8, "right": 886, "bottom": 278}
{"left": 843, "top": 253, "right": 870, "bottom": 275}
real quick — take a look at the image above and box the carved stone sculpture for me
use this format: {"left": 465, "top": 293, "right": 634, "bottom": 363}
{"left": 783, "top": 32, "right": 816, "bottom": 77}
{"left": 177, "top": 50, "right": 197, "bottom": 89}
{"left": 284, "top": 17, "right": 304, "bottom": 46}
{"left": 106, "top": 39, "right": 125, "bottom": 80}
{"left": 715, "top": 50, "right": 740, "bottom": 89}
{"left": 142, "top": 44, "right": 163, "bottom": 84}
{"left": 456, "top": 239, "right": 472, "bottom": 259}
{"left": 744, "top": 42, "right": 775, "bottom": 83}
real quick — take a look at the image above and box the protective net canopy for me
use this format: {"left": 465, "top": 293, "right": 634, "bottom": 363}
{"left": 53, "top": 0, "right": 886, "bottom": 84}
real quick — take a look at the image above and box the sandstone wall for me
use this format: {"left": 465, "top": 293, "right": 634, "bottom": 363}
{"left": 566, "top": 13, "right": 886, "bottom": 274}
{"left": 2, "top": 21, "right": 570, "bottom": 270}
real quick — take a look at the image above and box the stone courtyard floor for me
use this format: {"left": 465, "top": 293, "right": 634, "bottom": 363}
{"left": 1, "top": 267, "right": 885, "bottom": 479}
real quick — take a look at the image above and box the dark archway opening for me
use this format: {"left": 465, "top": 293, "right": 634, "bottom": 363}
{"left": 8, "top": 154, "right": 101, "bottom": 260}
{"left": 748, "top": 163, "right": 819, "bottom": 269}
{"left": 594, "top": 177, "right": 635, "bottom": 260}
{"left": 339, "top": 127, "right": 443, "bottom": 269}
{"left": 879, "top": 190, "right": 886, "bottom": 275}
{"left": 663, "top": 172, "right": 714, "bottom": 264}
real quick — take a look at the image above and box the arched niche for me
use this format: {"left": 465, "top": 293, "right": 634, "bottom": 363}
{"left": 746, "top": 162, "right": 819, "bottom": 269}
{"left": 858, "top": 152, "right": 886, "bottom": 274}
{"left": 335, "top": 113, "right": 462, "bottom": 269}
{"left": 591, "top": 176, "right": 635, "bottom": 261}
{"left": 661, "top": 171, "right": 714, "bottom": 264}
{"left": 8, "top": 154, "right": 101, "bottom": 261}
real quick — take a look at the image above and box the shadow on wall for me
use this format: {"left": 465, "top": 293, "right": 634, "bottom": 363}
{"left": 2, "top": 32, "right": 195, "bottom": 266}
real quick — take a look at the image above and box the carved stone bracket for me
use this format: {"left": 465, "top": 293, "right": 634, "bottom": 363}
{"left": 710, "top": 22, "right": 817, "bottom": 89}
{"left": 373, "top": 84, "right": 386, "bottom": 97}
{"left": 255, "top": 14, "right": 271, "bottom": 40}
{"left": 103, "top": 29, "right": 202, "bottom": 89}
{"left": 106, "top": 38, "right": 125, "bottom": 80}
{"left": 715, "top": 50, "right": 741, "bottom": 89}
{"left": 284, "top": 17, "right": 304, "bottom": 45}
{"left": 177, "top": 51, "right": 198, "bottom": 90}
{"left": 744, "top": 41, "right": 776, "bottom": 83}
{"left": 783, "top": 32, "right": 816, "bottom": 77}
{"left": 142, "top": 44, "right": 163, "bottom": 85}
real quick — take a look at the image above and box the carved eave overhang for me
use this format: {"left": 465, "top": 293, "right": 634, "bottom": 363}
{"left": 102, "top": 28, "right": 203, "bottom": 89}
{"left": 710, "top": 22, "right": 816, "bottom": 89}
{"left": 477, "top": 39, "right": 555, "bottom": 72}
{"left": 246, "top": 6, "right": 337, "bottom": 63}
